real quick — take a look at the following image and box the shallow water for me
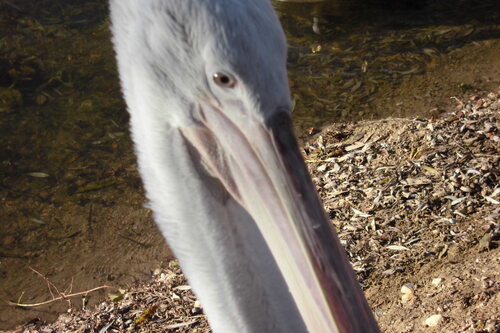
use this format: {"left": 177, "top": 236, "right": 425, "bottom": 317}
{"left": 273, "top": 0, "right": 500, "bottom": 130}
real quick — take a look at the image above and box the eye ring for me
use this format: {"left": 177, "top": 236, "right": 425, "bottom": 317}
{"left": 213, "top": 72, "right": 236, "bottom": 88}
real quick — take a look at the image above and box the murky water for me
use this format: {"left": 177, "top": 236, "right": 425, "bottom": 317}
{"left": 273, "top": 0, "right": 500, "bottom": 130}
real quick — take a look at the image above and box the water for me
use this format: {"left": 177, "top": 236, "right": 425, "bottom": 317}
{"left": 273, "top": 0, "right": 500, "bottom": 130}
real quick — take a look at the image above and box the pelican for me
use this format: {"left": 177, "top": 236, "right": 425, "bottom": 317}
{"left": 110, "top": 1, "right": 379, "bottom": 332}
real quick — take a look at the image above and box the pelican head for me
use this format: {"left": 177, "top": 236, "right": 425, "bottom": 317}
{"left": 110, "top": 0, "right": 379, "bottom": 332}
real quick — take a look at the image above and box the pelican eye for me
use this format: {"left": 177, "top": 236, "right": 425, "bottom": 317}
{"left": 213, "top": 72, "right": 236, "bottom": 88}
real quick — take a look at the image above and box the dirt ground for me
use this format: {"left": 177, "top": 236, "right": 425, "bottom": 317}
{"left": 307, "top": 92, "right": 499, "bottom": 332}
{"left": 369, "top": 39, "right": 500, "bottom": 121}
{"left": 4, "top": 89, "right": 498, "bottom": 333}
{"left": 1, "top": 0, "right": 499, "bottom": 332}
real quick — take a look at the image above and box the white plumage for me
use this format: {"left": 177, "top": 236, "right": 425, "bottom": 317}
{"left": 110, "top": 1, "right": 379, "bottom": 332}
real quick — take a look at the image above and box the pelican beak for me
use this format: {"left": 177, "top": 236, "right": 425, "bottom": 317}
{"left": 181, "top": 105, "right": 379, "bottom": 333}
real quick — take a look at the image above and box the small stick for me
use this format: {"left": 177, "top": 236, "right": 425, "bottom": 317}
{"left": 65, "top": 276, "right": 75, "bottom": 307}
{"left": 8, "top": 285, "right": 115, "bottom": 308}
{"left": 28, "top": 267, "right": 62, "bottom": 300}
{"left": 7, "top": 267, "right": 115, "bottom": 308}
{"left": 16, "top": 291, "right": 25, "bottom": 305}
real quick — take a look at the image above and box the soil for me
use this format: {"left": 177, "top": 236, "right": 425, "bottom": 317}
{"left": 304, "top": 92, "right": 500, "bottom": 332}
{"left": 4, "top": 89, "right": 498, "bottom": 333}
{"left": 369, "top": 39, "right": 500, "bottom": 121}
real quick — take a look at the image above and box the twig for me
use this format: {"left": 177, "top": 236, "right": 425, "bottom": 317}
{"left": 28, "top": 266, "right": 62, "bottom": 300}
{"left": 165, "top": 320, "right": 199, "bottom": 329}
{"left": 65, "top": 276, "right": 75, "bottom": 307}
{"left": 7, "top": 266, "right": 115, "bottom": 308}
{"left": 8, "top": 285, "right": 115, "bottom": 308}
{"left": 16, "top": 291, "right": 25, "bottom": 305}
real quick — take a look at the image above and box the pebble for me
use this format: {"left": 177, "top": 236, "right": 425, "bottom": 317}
{"left": 401, "top": 284, "right": 414, "bottom": 303}
{"left": 192, "top": 300, "right": 203, "bottom": 315}
{"left": 424, "top": 314, "right": 443, "bottom": 327}
{"left": 431, "top": 277, "right": 443, "bottom": 286}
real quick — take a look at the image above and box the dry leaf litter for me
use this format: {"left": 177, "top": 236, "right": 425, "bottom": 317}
{"left": 305, "top": 91, "right": 499, "bottom": 280}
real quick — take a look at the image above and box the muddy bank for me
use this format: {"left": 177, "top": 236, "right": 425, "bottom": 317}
{"left": 6, "top": 90, "right": 498, "bottom": 333}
